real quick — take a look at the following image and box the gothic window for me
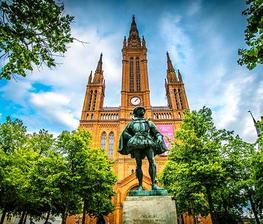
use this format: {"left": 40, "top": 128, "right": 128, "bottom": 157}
{"left": 136, "top": 57, "right": 141, "bottom": 91}
{"left": 174, "top": 89, "right": 181, "bottom": 109}
{"left": 130, "top": 57, "right": 134, "bottom": 92}
{"left": 108, "top": 132, "right": 114, "bottom": 157}
{"left": 100, "top": 132, "right": 106, "bottom": 149}
{"left": 88, "top": 90, "right": 93, "bottom": 110}
{"left": 178, "top": 89, "right": 184, "bottom": 109}
{"left": 92, "top": 90, "right": 97, "bottom": 111}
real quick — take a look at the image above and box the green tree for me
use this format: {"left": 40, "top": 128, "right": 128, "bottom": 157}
{"left": 238, "top": 0, "right": 263, "bottom": 70}
{"left": 29, "top": 149, "right": 81, "bottom": 224}
{"left": 56, "top": 129, "right": 116, "bottom": 224}
{"left": 161, "top": 107, "right": 226, "bottom": 224}
{"left": 161, "top": 107, "right": 258, "bottom": 224}
{"left": 0, "top": 116, "right": 27, "bottom": 153}
{"left": 0, "top": 0, "right": 74, "bottom": 79}
{"left": 0, "top": 117, "right": 29, "bottom": 224}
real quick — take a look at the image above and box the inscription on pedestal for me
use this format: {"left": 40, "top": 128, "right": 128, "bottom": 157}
{"left": 123, "top": 196, "right": 177, "bottom": 224}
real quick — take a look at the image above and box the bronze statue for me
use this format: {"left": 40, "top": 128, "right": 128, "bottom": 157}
{"left": 118, "top": 107, "right": 167, "bottom": 191}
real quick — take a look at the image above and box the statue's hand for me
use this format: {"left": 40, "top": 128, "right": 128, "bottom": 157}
{"left": 156, "top": 135, "right": 163, "bottom": 145}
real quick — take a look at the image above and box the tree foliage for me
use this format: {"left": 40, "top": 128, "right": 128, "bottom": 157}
{"left": 238, "top": 0, "right": 263, "bottom": 70}
{"left": 0, "top": 0, "right": 74, "bottom": 79}
{"left": 0, "top": 117, "right": 116, "bottom": 224}
{"left": 160, "top": 107, "right": 261, "bottom": 224}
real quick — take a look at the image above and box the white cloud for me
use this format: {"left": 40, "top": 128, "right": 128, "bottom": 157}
{"left": 0, "top": 25, "right": 121, "bottom": 132}
{"left": 30, "top": 92, "right": 78, "bottom": 129}
{"left": 159, "top": 13, "right": 263, "bottom": 143}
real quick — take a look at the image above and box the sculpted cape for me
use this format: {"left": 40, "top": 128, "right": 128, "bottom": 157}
{"left": 118, "top": 117, "right": 167, "bottom": 158}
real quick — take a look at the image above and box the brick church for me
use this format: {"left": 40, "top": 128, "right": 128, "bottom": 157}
{"left": 79, "top": 16, "right": 190, "bottom": 224}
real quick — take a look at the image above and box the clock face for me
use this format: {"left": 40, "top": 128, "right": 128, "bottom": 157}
{"left": 130, "top": 96, "right": 141, "bottom": 106}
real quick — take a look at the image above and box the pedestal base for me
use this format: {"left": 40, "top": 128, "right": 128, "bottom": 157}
{"left": 128, "top": 189, "right": 168, "bottom": 196}
{"left": 123, "top": 196, "right": 177, "bottom": 224}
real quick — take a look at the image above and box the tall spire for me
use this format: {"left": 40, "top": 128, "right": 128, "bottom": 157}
{"left": 128, "top": 15, "right": 141, "bottom": 48}
{"left": 93, "top": 53, "right": 104, "bottom": 84}
{"left": 166, "top": 52, "right": 177, "bottom": 83}
{"left": 95, "top": 53, "right": 103, "bottom": 73}
{"left": 167, "top": 52, "right": 175, "bottom": 72}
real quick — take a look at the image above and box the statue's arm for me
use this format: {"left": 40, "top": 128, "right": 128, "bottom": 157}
{"left": 148, "top": 120, "right": 163, "bottom": 141}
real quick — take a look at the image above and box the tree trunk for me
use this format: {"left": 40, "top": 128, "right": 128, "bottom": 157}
{"left": 22, "top": 212, "right": 28, "bottom": 224}
{"left": 18, "top": 211, "right": 26, "bottom": 224}
{"left": 61, "top": 209, "right": 67, "bottom": 224}
{"left": 206, "top": 186, "right": 218, "bottom": 224}
{"left": 82, "top": 201, "right": 86, "bottom": 224}
{"left": 180, "top": 214, "right": 184, "bottom": 224}
{"left": 44, "top": 211, "right": 50, "bottom": 224}
{"left": 0, "top": 208, "right": 7, "bottom": 224}
{"left": 249, "top": 194, "right": 260, "bottom": 224}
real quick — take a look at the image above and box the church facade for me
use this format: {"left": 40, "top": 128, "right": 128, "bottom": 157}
{"left": 79, "top": 16, "right": 189, "bottom": 224}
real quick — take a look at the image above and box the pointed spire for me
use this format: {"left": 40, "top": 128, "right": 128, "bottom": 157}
{"left": 88, "top": 71, "right": 93, "bottom": 84}
{"left": 123, "top": 36, "right": 127, "bottom": 48}
{"left": 128, "top": 15, "right": 141, "bottom": 48}
{"left": 95, "top": 53, "right": 103, "bottom": 73}
{"left": 167, "top": 52, "right": 175, "bottom": 72}
{"left": 142, "top": 36, "right": 146, "bottom": 47}
{"left": 93, "top": 53, "right": 104, "bottom": 84}
{"left": 166, "top": 52, "right": 178, "bottom": 83}
{"left": 178, "top": 69, "right": 183, "bottom": 82}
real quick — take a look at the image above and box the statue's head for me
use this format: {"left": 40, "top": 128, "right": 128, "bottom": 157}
{"left": 133, "top": 107, "right": 146, "bottom": 118}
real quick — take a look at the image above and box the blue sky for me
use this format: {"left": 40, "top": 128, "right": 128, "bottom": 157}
{"left": 0, "top": 0, "right": 262, "bottom": 142}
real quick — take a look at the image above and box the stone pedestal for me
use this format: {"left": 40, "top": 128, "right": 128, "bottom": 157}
{"left": 123, "top": 196, "right": 177, "bottom": 224}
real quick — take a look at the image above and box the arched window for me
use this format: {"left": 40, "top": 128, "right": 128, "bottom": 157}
{"left": 108, "top": 132, "right": 114, "bottom": 157}
{"left": 92, "top": 90, "right": 97, "bottom": 111}
{"left": 100, "top": 132, "right": 106, "bottom": 149}
{"left": 174, "top": 89, "right": 180, "bottom": 109}
{"left": 178, "top": 89, "right": 184, "bottom": 109}
{"left": 136, "top": 57, "right": 141, "bottom": 91}
{"left": 130, "top": 57, "right": 134, "bottom": 92}
{"left": 88, "top": 90, "right": 93, "bottom": 110}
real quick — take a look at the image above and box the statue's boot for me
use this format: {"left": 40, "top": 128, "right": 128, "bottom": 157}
{"left": 152, "top": 181, "right": 164, "bottom": 191}
{"left": 137, "top": 185, "right": 144, "bottom": 191}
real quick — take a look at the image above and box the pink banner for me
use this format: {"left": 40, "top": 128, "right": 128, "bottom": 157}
{"left": 156, "top": 124, "right": 174, "bottom": 150}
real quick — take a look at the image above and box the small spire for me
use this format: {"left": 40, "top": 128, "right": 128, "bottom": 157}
{"left": 178, "top": 69, "right": 183, "bottom": 82}
{"left": 142, "top": 36, "right": 146, "bottom": 47}
{"left": 123, "top": 36, "right": 127, "bottom": 48}
{"left": 95, "top": 53, "right": 103, "bottom": 73}
{"left": 88, "top": 70, "right": 93, "bottom": 84}
{"left": 166, "top": 52, "right": 175, "bottom": 72}
{"left": 132, "top": 15, "right": 136, "bottom": 24}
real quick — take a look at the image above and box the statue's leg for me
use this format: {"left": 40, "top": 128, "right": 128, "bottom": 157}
{"left": 145, "top": 148, "right": 156, "bottom": 185}
{"left": 133, "top": 150, "right": 143, "bottom": 190}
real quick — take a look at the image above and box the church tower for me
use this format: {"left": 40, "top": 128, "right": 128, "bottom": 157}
{"left": 120, "top": 16, "right": 151, "bottom": 119}
{"left": 78, "top": 16, "right": 192, "bottom": 224}
{"left": 165, "top": 52, "right": 189, "bottom": 119}
{"left": 81, "top": 54, "right": 105, "bottom": 121}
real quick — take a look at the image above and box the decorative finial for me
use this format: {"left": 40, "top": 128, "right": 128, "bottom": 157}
{"left": 142, "top": 35, "right": 146, "bottom": 47}
{"left": 88, "top": 70, "right": 93, "bottom": 84}
{"left": 178, "top": 69, "right": 183, "bottom": 82}
{"left": 123, "top": 36, "right": 127, "bottom": 47}
{"left": 132, "top": 15, "right": 135, "bottom": 23}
